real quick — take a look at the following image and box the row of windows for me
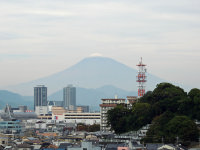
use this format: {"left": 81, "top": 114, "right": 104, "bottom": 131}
{"left": 0, "top": 122, "right": 20, "bottom": 125}
{"left": 102, "top": 100, "right": 125, "bottom": 104}
{"left": 101, "top": 107, "right": 113, "bottom": 110}
{"left": 65, "top": 118, "right": 100, "bottom": 119}
{"left": 0, "top": 126, "right": 21, "bottom": 129}
{"left": 65, "top": 115, "right": 100, "bottom": 117}
{"left": 39, "top": 114, "right": 52, "bottom": 116}
{"left": 39, "top": 118, "right": 52, "bottom": 120}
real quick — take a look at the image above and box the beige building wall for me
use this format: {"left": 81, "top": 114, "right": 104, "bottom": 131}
{"left": 52, "top": 106, "right": 66, "bottom": 121}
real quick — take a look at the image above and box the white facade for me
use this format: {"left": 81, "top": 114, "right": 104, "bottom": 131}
{"left": 51, "top": 106, "right": 100, "bottom": 124}
{"left": 64, "top": 113, "right": 100, "bottom": 125}
{"left": 23, "top": 119, "right": 55, "bottom": 129}
{"left": 52, "top": 112, "right": 100, "bottom": 125}
{"left": 100, "top": 98, "right": 126, "bottom": 132}
{"left": 35, "top": 106, "right": 49, "bottom": 115}
{"left": 52, "top": 113, "right": 65, "bottom": 121}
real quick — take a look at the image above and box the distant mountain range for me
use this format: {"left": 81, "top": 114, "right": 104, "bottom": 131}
{"left": 0, "top": 90, "right": 33, "bottom": 109}
{"left": 0, "top": 85, "right": 137, "bottom": 111}
{"left": 5, "top": 56, "right": 165, "bottom": 96}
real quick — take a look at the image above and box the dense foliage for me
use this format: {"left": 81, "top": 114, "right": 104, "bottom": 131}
{"left": 107, "top": 83, "right": 200, "bottom": 145}
{"left": 77, "top": 123, "right": 100, "bottom": 132}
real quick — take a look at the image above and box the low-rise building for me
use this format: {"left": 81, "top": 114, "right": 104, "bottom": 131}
{"left": 16, "top": 144, "right": 33, "bottom": 150}
{"left": 64, "top": 112, "right": 100, "bottom": 125}
{"left": 68, "top": 141, "right": 101, "bottom": 150}
{"left": 51, "top": 106, "right": 100, "bottom": 125}
{"left": 0, "top": 119, "right": 22, "bottom": 134}
{"left": 35, "top": 106, "right": 49, "bottom": 115}
{"left": 0, "top": 133, "right": 12, "bottom": 147}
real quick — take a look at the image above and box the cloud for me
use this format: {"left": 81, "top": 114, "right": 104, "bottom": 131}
{"left": 0, "top": 0, "right": 200, "bottom": 89}
{"left": 25, "top": 10, "right": 75, "bottom": 17}
{"left": 0, "top": 32, "right": 22, "bottom": 40}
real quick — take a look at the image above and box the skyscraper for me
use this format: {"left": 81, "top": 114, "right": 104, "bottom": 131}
{"left": 34, "top": 85, "right": 47, "bottom": 110}
{"left": 63, "top": 85, "right": 76, "bottom": 110}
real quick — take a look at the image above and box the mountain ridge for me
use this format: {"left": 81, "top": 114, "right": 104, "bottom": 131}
{"left": 0, "top": 90, "right": 33, "bottom": 109}
{"left": 4, "top": 56, "right": 165, "bottom": 95}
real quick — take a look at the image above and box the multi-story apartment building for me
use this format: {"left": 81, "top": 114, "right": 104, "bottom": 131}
{"left": 127, "top": 96, "right": 137, "bottom": 109}
{"left": 100, "top": 97, "right": 125, "bottom": 132}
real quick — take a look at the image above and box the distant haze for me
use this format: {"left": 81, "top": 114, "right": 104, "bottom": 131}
{"left": 5, "top": 57, "right": 165, "bottom": 95}
{"left": 0, "top": 0, "right": 200, "bottom": 90}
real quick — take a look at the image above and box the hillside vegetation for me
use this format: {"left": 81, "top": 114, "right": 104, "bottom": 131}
{"left": 107, "top": 83, "right": 200, "bottom": 145}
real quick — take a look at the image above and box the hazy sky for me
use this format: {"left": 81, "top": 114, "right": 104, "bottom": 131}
{"left": 0, "top": 0, "right": 200, "bottom": 90}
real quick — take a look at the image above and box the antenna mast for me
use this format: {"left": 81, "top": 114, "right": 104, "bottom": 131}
{"left": 136, "top": 57, "right": 147, "bottom": 97}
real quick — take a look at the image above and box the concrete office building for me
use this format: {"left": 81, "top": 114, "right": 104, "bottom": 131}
{"left": 63, "top": 85, "right": 76, "bottom": 110}
{"left": 34, "top": 85, "right": 47, "bottom": 110}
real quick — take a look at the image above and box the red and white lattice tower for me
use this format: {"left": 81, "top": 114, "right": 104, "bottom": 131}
{"left": 136, "top": 57, "right": 147, "bottom": 97}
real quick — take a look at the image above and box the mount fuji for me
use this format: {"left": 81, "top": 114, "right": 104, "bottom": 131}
{"left": 5, "top": 56, "right": 164, "bottom": 96}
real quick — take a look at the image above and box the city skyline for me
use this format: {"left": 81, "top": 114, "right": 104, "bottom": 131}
{"left": 0, "top": 0, "right": 200, "bottom": 90}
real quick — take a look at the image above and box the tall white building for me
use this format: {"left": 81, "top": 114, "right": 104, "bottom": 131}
{"left": 100, "top": 97, "right": 125, "bottom": 132}
{"left": 63, "top": 85, "right": 76, "bottom": 110}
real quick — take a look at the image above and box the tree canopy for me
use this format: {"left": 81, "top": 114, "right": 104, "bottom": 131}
{"left": 106, "top": 82, "right": 200, "bottom": 145}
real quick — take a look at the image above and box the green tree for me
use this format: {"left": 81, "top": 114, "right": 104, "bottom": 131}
{"left": 187, "top": 88, "right": 200, "bottom": 120}
{"left": 188, "top": 88, "right": 200, "bottom": 100}
{"left": 144, "top": 114, "right": 199, "bottom": 145}
{"left": 140, "top": 83, "right": 187, "bottom": 116}
{"left": 143, "top": 111, "right": 174, "bottom": 143}
{"left": 106, "top": 82, "right": 200, "bottom": 146}
{"left": 177, "top": 97, "right": 193, "bottom": 117}
{"left": 139, "top": 91, "right": 153, "bottom": 103}
{"left": 166, "top": 116, "right": 199, "bottom": 145}
{"left": 88, "top": 124, "right": 100, "bottom": 132}
{"left": 107, "top": 104, "right": 130, "bottom": 134}
{"left": 130, "top": 103, "right": 153, "bottom": 130}
{"left": 152, "top": 83, "right": 186, "bottom": 103}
